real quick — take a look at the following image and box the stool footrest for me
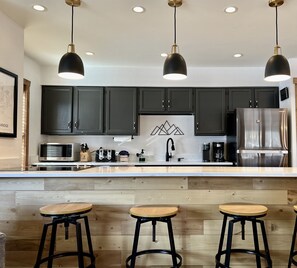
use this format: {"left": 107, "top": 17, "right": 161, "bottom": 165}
{"left": 126, "top": 249, "right": 182, "bottom": 268}
{"left": 289, "top": 251, "right": 297, "bottom": 266}
{"left": 35, "top": 251, "right": 95, "bottom": 267}
{"left": 215, "top": 248, "right": 270, "bottom": 267}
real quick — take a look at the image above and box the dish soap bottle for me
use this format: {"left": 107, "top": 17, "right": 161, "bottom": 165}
{"left": 136, "top": 149, "right": 145, "bottom": 162}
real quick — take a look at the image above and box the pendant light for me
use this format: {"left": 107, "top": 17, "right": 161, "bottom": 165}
{"left": 58, "top": 0, "right": 84, "bottom": 80}
{"left": 163, "top": 0, "right": 187, "bottom": 80}
{"left": 264, "top": 0, "right": 290, "bottom": 82}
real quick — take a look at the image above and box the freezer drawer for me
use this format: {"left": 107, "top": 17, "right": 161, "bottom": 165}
{"left": 237, "top": 153, "right": 288, "bottom": 167}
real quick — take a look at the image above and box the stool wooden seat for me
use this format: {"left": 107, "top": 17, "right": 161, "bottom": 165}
{"left": 130, "top": 206, "right": 178, "bottom": 218}
{"left": 288, "top": 205, "right": 297, "bottom": 267}
{"left": 219, "top": 204, "right": 268, "bottom": 217}
{"left": 34, "top": 202, "right": 95, "bottom": 268}
{"left": 126, "top": 206, "right": 182, "bottom": 268}
{"left": 216, "top": 203, "right": 272, "bottom": 268}
{"left": 40, "top": 202, "right": 93, "bottom": 216}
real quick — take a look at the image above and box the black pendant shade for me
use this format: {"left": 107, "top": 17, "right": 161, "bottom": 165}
{"left": 163, "top": 47, "right": 187, "bottom": 80}
{"left": 264, "top": 1, "right": 290, "bottom": 82}
{"left": 264, "top": 51, "right": 290, "bottom": 82}
{"left": 58, "top": 44, "right": 84, "bottom": 79}
{"left": 58, "top": 1, "right": 84, "bottom": 80}
{"left": 163, "top": 1, "right": 187, "bottom": 80}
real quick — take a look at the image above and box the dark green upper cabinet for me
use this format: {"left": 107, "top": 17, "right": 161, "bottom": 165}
{"left": 73, "top": 87, "right": 104, "bottom": 135}
{"left": 105, "top": 87, "right": 138, "bottom": 135}
{"left": 228, "top": 87, "right": 279, "bottom": 111}
{"left": 167, "top": 88, "right": 193, "bottom": 113}
{"left": 41, "top": 86, "right": 73, "bottom": 134}
{"left": 139, "top": 87, "right": 193, "bottom": 114}
{"left": 195, "top": 88, "right": 226, "bottom": 135}
{"left": 254, "top": 87, "right": 279, "bottom": 108}
{"left": 41, "top": 86, "right": 104, "bottom": 135}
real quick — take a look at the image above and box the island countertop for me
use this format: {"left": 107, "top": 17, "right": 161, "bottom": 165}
{"left": 1, "top": 165, "right": 297, "bottom": 267}
{"left": 1, "top": 166, "right": 297, "bottom": 178}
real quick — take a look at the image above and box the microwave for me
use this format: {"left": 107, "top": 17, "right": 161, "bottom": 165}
{"left": 39, "top": 143, "right": 80, "bottom": 162}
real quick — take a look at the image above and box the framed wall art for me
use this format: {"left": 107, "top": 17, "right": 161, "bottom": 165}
{"left": 0, "top": 67, "right": 18, "bottom": 137}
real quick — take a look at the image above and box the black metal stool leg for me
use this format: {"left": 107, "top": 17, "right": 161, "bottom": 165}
{"left": 252, "top": 219, "right": 261, "bottom": 268}
{"left": 47, "top": 220, "right": 58, "bottom": 268}
{"left": 167, "top": 218, "right": 179, "bottom": 268}
{"left": 34, "top": 222, "right": 50, "bottom": 268}
{"left": 83, "top": 215, "right": 95, "bottom": 265}
{"left": 216, "top": 214, "right": 228, "bottom": 268}
{"left": 129, "top": 219, "right": 142, "bottom": 268}
{"left": 259, "top": 219, "right": 272, "bottom": 268}
{"left": 289, "top": 215, "right": 297, "bottom": 268}
{"left": 75, "top": 221, "right": 84, "bottom": 268}
{"left": 224, "top": 219, "right": 234, "bottom": 267}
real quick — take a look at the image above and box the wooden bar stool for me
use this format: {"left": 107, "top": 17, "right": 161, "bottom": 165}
{"left": 34, "top": 202, "right": 95, "bottom": 268}
{"left": 126, "top": 206, "right": 182, "bottom": 268}
{"left": 215, "top": 204, "right": 272, "bottom": 268}
{"left": 288, "top": 205, "right": 297, "bottom": 267}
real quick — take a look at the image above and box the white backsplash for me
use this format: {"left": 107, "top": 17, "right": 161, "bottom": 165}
{"left": 40, "top": 115, "right": 226, "bottom": 163}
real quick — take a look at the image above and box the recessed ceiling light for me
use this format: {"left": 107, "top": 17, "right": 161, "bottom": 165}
{"left": 161, "top": 53, "right": 168, "bottom": 57}
{"left": 233, "top": 53, "right": 243, "bottom": 58}
{"left": 224, "top": 6, "right": 238, "bottom": 14}
{"left": 32, "top": 4, "right": 47, "bottom": 12}
{"left": 86, "top": 51, "right": 95, "bottom": 56}
{"left": 132, "top": 6, "right": 145, "bottom": 13}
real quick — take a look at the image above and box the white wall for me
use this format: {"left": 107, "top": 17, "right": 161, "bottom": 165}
{"left": 42, "top": 65, "right": 273, "bottom": 87}
{"left": 24, "top": 56, "right": 45, "bottom": 163}
{"left": 282, "top": 59, "right": 297, "bottom": 166}
{"left": 0, "top": 11, "right": 24, "bottom": 168}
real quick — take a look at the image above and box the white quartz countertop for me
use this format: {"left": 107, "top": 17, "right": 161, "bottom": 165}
{"left": 32, "top": 161, "right": 234, "bottom": 167}
{"left": 0, "top": 166, "right": 297, "bottom": 178}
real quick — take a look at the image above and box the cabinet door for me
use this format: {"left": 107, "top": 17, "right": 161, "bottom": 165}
{"left": 195, "top": 88, "right": 226, "bottom": 135}
{"left": 73, "top": 87, "right": 104, "bottom": 134}
{"left": 167, "top": 88, "right": 193, "bottom": 113}
{"left": 138, "top": 88, "right": 166, "bottom": 113}
{"left": 105, "top": 87, "right": 138, "bottom": 135}
{"left": 254, "top": 87, "right": 279, "bottom": 108}
{"left": 41, "top": 86, "right": 73, "bottom": 134}
{"left": 228, "top": 88, "right": 253, "bottom": 111}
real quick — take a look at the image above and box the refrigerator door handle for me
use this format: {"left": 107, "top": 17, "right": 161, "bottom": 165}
{"left": 237, "top": 149, "right": 288, "bottom": 154}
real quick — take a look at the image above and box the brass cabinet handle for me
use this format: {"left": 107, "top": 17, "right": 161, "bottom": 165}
{"left": 249, "top": 100, "right": 253, "bottom": 108}
{"left": 255, "top": 100, "right": 258, "bottom": 108}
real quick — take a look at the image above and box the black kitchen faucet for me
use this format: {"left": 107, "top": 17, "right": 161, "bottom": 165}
{"left": 166, "top": 138, "right": 175, "bottom": 162}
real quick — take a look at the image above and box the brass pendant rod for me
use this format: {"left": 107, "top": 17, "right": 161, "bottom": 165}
{"left": 275, "top": 6, "right": 278, "bottom": 46}
{"left": 71, "top": 5, "right": 74, "bottom": 44}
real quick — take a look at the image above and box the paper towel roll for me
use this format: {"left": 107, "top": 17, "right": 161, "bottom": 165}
{"left": 113, "top": 136, "right": 132, "bottom": 142}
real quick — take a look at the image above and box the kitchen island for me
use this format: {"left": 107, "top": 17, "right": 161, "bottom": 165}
{"left": 0, "top": 166, "right": 296, "bottom": 267}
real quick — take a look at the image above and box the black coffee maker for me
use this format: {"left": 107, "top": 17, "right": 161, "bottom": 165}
{"left": 202, "top": 143, "right": 210, "bottom": 162}
{"left": 212, "top": 142, "right": 225, "bottom": 162}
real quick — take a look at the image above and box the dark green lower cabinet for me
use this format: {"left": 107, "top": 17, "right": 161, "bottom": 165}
{"left": 105, "top": 87, "right": 138, "bottom": 135}
{"left": 195, "top": 88, "right": 226, "bottom": 135}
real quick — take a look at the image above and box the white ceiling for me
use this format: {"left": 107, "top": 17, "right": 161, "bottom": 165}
{"left": 0, "top": 0, "right": 296, "bottom": 69}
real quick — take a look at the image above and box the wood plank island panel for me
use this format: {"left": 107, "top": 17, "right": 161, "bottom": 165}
{"left": 0, "top": 175, "right": 296, "bottom": 267}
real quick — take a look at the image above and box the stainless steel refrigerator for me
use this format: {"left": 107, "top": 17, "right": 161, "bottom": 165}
{"left": 227, "top": 108, "right": 289, "bottom": 167}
